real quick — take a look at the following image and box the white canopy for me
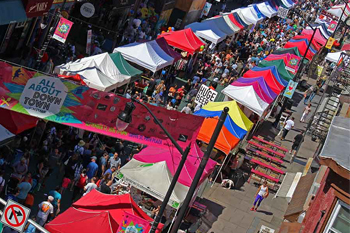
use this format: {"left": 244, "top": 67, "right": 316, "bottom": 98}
{"left": 113, "top": 40, "right": 174, "bottom": 73}
{"left": 327, "top": 3, "right": 350, "bottom": 21}
{"left": 251, "top": 3, "right": 277, "bottom": 18}
{"left": 247, "top": 5, "right": 265, "bottom": 21}
{"left": 231, "top": 9, "right": 254, "bottom": 26}
{"left": 185, "top": 21, "right": 227, "bottom": 44}
{"left": 204, "top": 16, "right": 236, "bottom": 35}
{"left": 222, "top": 85, "right": 269, "bottom": 116}
{"left": 325, "top": 51, "right": 343, "bottom": 63}
{"left": 239, "top": 7, "right": 262, "bottom": 25}
{"left": 222, "top": 15, "right": 241, "bottom": 32}
{"left": 281, "top": 0, "right": 293, "bottom": 9}
{"left": 55, "top": 53, "right": 130, "bottom": 92}
{"left": 119, "top": 159, "right": 188, "bottom": 209}
{"left": 0, "top": 124, "right": 15, "bottom": 146}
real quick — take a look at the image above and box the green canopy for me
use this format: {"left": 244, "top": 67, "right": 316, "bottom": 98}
{"left": 272, "top": 47, "right": 302, "bottom": 58}
{"left": 258, "top": 59, "right": 294, "bottom": 82}
{"left": 109, "top": 52, "right": 142, "bottom": 77}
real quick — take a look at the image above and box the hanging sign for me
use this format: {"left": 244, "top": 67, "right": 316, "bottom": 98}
{"left": 52, "top": 17, "right": 73, "bottom": 43}
{"left": 195, "top": 85, "right": 218, "bottom": 106}
{"left": 0, "top": 199, "right": 31, "bottom": 233}
{"left": 327, "top": 20, "right": 337, "bottom": 32}
{"left": 86, "top": 30, "right": 92, "bottom": 55}
{"left": 277, "top": 7, "right": 289, "bottom": 19}
{"left": 201, "top": 2, "right": 212, "bottom": 17}
{"left": 317, "top": 65, "right": 324, "bottom": 77}
{"left": 283, "top": 80, "right": 298, "bottom": 99}
{"left": 80, "top": 3, "right": 95, "bottom": 18}
{"left": 325, "top": 37, "right": 335, "bottom": 49}
{"left": 117, "top": 212, "right": 151, "bottom": 233}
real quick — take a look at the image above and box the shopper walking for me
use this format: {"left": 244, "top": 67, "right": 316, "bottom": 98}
{"left": 300, "top": 104, "right": 311, "bottom": 123}
{"left": 36, "top": 196, "right": 54, "bottom": 226}
{"left": 290, "top": 131, "right": 304, "bottom": 162}
{"left": 281, "top": 117, "right": 295, "bottom": 140}
{"left": 250, "top": 181, "right": 269, "bottom": 211}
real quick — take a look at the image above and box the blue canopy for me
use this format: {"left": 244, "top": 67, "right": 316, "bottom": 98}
{"left": 232, "top": 12, "right": 248, "bottom": 28}
{"left": 251, "top": 66, "right": 288, "bottom": 86}
{"left": 289, "top": 39, "right": 318, "bottom": 54}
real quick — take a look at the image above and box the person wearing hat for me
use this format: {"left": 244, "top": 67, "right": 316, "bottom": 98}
{"left": 74, "top": 140, "right": 85, "bottom": 156}
{"left": 86, "top": 156, "right": 98, "bottom": 180}
{"left": 36, "top": 196, "right": 54, "bottom": 226}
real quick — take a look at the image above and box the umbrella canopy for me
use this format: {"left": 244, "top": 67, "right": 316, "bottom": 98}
{"left": 222, "top": 85, "right": 269, "bottom": 116}
{"left": 155, "top": 37, "right": 181, "bottom": 62}
{"left": 185, "top": 21, "right": 227, "bottom": 44}
{"left": 45, "top": 207, "right": 119, "bottom": 233}
{"left": 157, "top": 28, "right": 205, "bottom": 54}
{"left": 109, "top": 52, "right": 142, "bottom": 77}
{"left": 0, "top": 108, "right": 37, "bottom": 134}
{"left": 272, "top": 47, "right": 302, "bottom": 58}
{"left": 113, "top": 40, "right": 174, "bottom": 72}
{"left": 243, "top": 67, "right": 285, "bottom": 94}
{"left": 258, "top": 59, "right": 294, "bottom": 82}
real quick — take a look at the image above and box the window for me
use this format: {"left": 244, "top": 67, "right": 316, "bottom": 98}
{"left": 324, "top": 200, "right": 350, "bottom": 233}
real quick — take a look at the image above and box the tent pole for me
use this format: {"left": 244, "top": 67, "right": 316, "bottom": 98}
{"left": 210, "top": 153, "right": 230, "bottom": 187}
{"left": 166, "top": 208, "right": 179, "bottom": 233}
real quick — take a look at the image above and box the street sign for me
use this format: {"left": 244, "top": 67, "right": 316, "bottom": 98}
{"left": 325, "top": 37, "right": 335, "bottom": 49}
{"left": 277, "top": 7, "right": 289, "bottom": 19}
{"left": 194, "top": 84, "right": 218, "bottom": 106}
{"left": 283, "top": 80, "right": 298, "bottom": 99}
{"left": 1, "top": 199, "right": 30, "bottom": 232}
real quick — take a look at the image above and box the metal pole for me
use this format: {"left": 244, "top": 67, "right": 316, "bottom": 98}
{"left": 149, "top": 145, "right": 191, "bottom": 233}
{"left": 170, "top": 107, "right": 229, "bottom": 233}
{"left": 331, "top": 0, "right": 347, "bottom": 38}
{"left": 0, "top": 198, "right": 50, "bottom": 233}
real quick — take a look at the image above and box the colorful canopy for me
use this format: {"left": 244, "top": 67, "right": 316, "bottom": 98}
{"left": 222, "top": 14, "right": 242, "bottom": 31}
{"left": 157, "top": 28, "right": 205, "bottom": 54}
{"left": 253, "top": 2, "right": 277, "bottom": 18}
{"left": 185, "top": 21, "right": 227, "bottom": 44}
{"left": 272, "top": 47, "right": 302, "bottom": 58}
{"left": 226, "top": 13, "right": 245, "bottom": 29}
{"left": 155, "top": 37, "right": 181, "bottom": 61}
{"left": 205, "top": 16, "right": 236, "bottom": 35}
{"left": 0, "top": 108, "right": 38, "bottom": 134}
{"left": 258, "top": 59, "right": 294, "bottom": 82}
{"left": 293, "top": 34, "right": 325, "bottom": 47}
{"left": 306, "top": 23, "right": 331, "bottom": 39}
{"left": 288, "top": 39, "right": 319, "bottom": 53}
{"left": 232, "top": 12, "right": 248, "bottom": 28}
{"left": 109, "top": 52, "right": 142, "bottom": 77}
{"left": 265, "top": 53, "right": 300, "bottom": 74}
{"left": 232, "top": 9, "right": 253, "bottom": 26}
{"left": 247, "top": 5, "right": 265, "bottom": 21}
{"left": 250, "top": 66, "right": 288, "bottom": 87}
{"left": 327, "top": 3, "right": 350, "bottom": 21}
{"left": 284, "top": 41, "right": 314, "bottom": 61}
{"left": 301, "top": 29, "right": 328, "bottom": 45}
{"left": 243, "top": 67, "right": 285, "bottom": 94}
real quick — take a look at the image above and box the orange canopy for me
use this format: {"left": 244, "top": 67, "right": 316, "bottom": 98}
{"left": 197, "top": 117, "right": 240, "bottom": 155}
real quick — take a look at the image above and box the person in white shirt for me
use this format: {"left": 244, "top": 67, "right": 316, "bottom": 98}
{"left": 83, "top": 177, "right": 97, "bottom": 196}
{"left": 250, "top": 181, "right": 269, "bottom": 211}
{"left": 36, "top": 196, "right": 54, "bottom": 226}
{"left": 181, "top": 104, "right": 192, "bottom": 114}
{"left": 281, "top": 117, "right": 295, "bottom": 140}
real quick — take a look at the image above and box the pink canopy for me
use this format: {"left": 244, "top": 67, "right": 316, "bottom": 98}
{"left": 231, "top": 78, "right": 274, "bottom": 104}
{"left": 133, "top": 143, "right": 216, "bottom": 187}
{"left": 301, "top": 29, "right": 327, "bottom": 46}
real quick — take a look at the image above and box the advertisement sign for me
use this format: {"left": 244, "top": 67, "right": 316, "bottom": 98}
{"left": 195, "top": 85, "right": 218, "bottom": 106}
{"left": 0, "top": 62, "right": 204, "bottom": 148}
{"left": 325, "top": 37, "right": 335, "bottom": 49}
{"left": 52, "top": 17, "right": 73, "bottom": 43}
{"left": 277, "top": 7, "right": 289, "bottom": 19}
{"left": 117, "top": 212, "right": 150, "bottom": 233}
{"left": 80, "top": 3, "right": 95, "bottom": 18}
{"left": 86, "top": 30, "right": 92, "bottom": 55}
{"left": 286, "top": 54, "right": 301, "bottom": 74}
{"left": 23, "top": 0, "right": 53, "bottom": 18}
{"left": 283, "top": 80, "right": 298, "bottom": 99}
{"left": 201, "top": 2, "right": 212, "bottom": 17}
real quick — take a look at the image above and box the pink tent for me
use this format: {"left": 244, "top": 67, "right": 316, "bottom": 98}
{"left": 133, "top": 143, "right": 216, "bottom": 187}
{"left": 301, "top": 29, "right": 327, "bottom": 46}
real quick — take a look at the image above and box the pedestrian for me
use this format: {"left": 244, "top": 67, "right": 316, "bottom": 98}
{"left": 48, "top": 187, "right": 61, "bottom": 217}
{"left": 86, "top": 156, "right": 98, "bottom": 181}
{"left": 36, "top": 196, "right": 54, "bottom": 226}
{"left": 290, "top": 131, "right": 304, "bottom": 161}
{"left": 181, "top": 103, "right": 192, "bottom": 114}
{"left": 104, "top": 166, "right": 117, "bottom": 177}
{"left": 99, "top": 152, "right": 109, "bottom": 176}
{"left": 74, "top": 140, "right": 85, "bottom": 156}
{"left": 0, "top": 170, "right": 6, "bottom": 195}
{"left": 109, "top": 152, "right": 121, "bottom": 170}
{"left": 12, "top": 157, "right": 28, "bottom": 180}
{"left": 250, "top": 180, "right": 269, "bottom": 211}
{"left": 83, "top": 177, "right": 97, "bottom": 196}
{"left": 17, "top": 174, "right": 32, "bottom": 204}
{"left": 60, "top": 174, "right": 71, "bottom": 195}
{"left": 300, "top": 104, "right": 311, "bottom": 122}
{"left": 281, "top": 117, "right": 295, "bottom": 140}
{"left": 72, "top": 169, "right": 87, "bottom": 201}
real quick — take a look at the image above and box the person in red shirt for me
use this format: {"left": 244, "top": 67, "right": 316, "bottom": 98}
{"left": 176, "top": 86, "right": 185, "bottom": 106}
{"left": 72, "top": 169, "right": 87, "bottom": 201}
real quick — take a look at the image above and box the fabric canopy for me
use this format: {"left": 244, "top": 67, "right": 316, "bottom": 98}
{"left": 232, "top": 9, "right": 254, "bottom": 26}
{"left": 114, "top": 40, "right": 174, "bottom": 72}
{"left": 0, "top": 108, "right": 37, "bottom": 134}
{"left": 272, "top": 47, "right": 302, "bottom": 58}
{"left": 45, "top": 207, "right": 119, "bottom": 233}
{"left": 204, "top": 16, "right": 236, "bottom": 35}
{"left": 265, "top": 53, "right": 300, "bottom": 74}
{"left": 222, "top": 14, "right": 241, "bottom": 31}
{"left": 243, "top": 67, "right": 285, "bottom": 94}
{"left": 133, "top": 143, "right": 216, "bottom": 187}
{"left": 55, "top": 53, "right": 130, "bottom": 92}
{"left": 0, "top": 124, "right": 15, "bottom": 146}
{"left": 157, "top": 28, "right": 205, "bottom": 54}
{"left": 294, "top": 33, "right": 326, "bottom": 47}
{"left": 325, "top": 51, "right": 343, "bottom": 63}
{"left": 288, "top": 38, "right": 319, "bottom": 53}
{"left": 306, "top": 23, "right": 330, "bottom": 39}
{"left": 284, "top": 41, "right": 314, "bottom": 61}
{"left": 120, "top": 159, "right": 189, "bottom": 207}
{"left": 155, "top": 37, "right": 181, "bottom": 62}
{"left": 247, "top": 5, "right": 265, "bottom": 21}
{"left": 222, "top": 85, "right": 269, "bottom": 116}
{"left": 236, "top": 7, "right": 262, "bottom": 25}
{"left": 301, "top": 29, "right": 328, "bottom": 45}
{"left": 327, "top": 3, "right": 350, "bottom": 21}
{"left": 198, "top": 117, "right": 240, "bottom": 155}
{"left": 109, "top": 52, "right": 142, "bottom": 77}
{"left": 232, "top": 77, "right": 277, "bottom": 103}
{"left": 250, "top": 66, "right": 288, "bottom": 87}
{"left": 342, "top": 43, "right": 350, "bottom": 51}
{"left": 258, "top": 59, "right": 294, "bottom": 82}
{"left": 253, "top": 2, "right": 277, "bottom": 18}
{"left": 0, "top": 0, "right": 27, "bottom": 26}
{"left": 185, "top": 21, "right": 227, "bottom": 44}
{"left": 232, "top": 12, "right": 249, "bottom": 28}
{"left": 225, "top": 13, "right": 245, "bottom": 29}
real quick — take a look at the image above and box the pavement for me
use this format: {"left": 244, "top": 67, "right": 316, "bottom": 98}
{"left": 200, "top": 77, "right": 322, "bottom": 233}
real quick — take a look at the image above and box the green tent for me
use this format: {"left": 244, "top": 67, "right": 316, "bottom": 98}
{"left": 258, "top": 59, "right": 294, "bottom": 82}
{"left": 109, "top": 52, "right": 142, "bottom": 77}
{"left": 272, "top": 47, "right": 302, "bottom": 58}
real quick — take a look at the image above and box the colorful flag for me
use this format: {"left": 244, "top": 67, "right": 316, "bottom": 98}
{"left": 52, "top": 17, "right": 74, "bottom": 43}
{"left": 117, "top": 212, "right": 151, "bottom": 233}
{"left": 283, "top": 80, "right": 298, "bottom": 99}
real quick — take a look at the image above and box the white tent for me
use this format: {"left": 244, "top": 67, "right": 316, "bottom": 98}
{"left": 113, "top": 40, "right": 174, "bottom": 73}
{"left": 251, "top": 3, "right": 277, "bottom": 18}
{"left": 327, "top": 3, "right": 350, "bottom": 21}
{"left": 325, "top": 51, "right": 343, "bottom": 63}
{"left": 247, "top": 5, "right": 265, "bottom": 21}
{"left": 185, "top": 21, "right": 227, "bottom": 44}
{"left": 222, "top": 85, "right": 269, "bottom": 116}
{"left": 222, "top": 15, "right": 241, "bottom": 32}
{"left": 231, "top": 9, "right": 254, "bottom": 26}
{"left": 238, "top": 7, "right": 262, "bottom": 25}
{"left": 119, "top": 159, "right": 188, "bottom": 209}
{"left": 204, "top": 16, "right": 236, "bottom": 35}
{"left": 0, "top": 124, "right": 15, "bottom": 146}
{"left": 281, "top": 0, "right": 293, "bottom": 9}
{"left": 55, "top": 53, "right": 130, "bottom": 92}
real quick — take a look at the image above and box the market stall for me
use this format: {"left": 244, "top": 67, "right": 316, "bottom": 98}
{"left": 155, "top": 37, "right": 181, "bottom": 62}
{"left": 224, "top": 13, "right": 245, "bottom": 30}
{"left": 109, "top": 52, "right": 142, "bottom": 77}
{"left": 272, "top": 47, "right": 302, "bottom": 58}
{"left": 284, "top": 41, "right": 315, "bottom": 61}
{"left": 253, "top": 2, "right": 277, "bottom": 18}
{"left": 204, "top": 16, "right": 237, "bottom": 36}
{"left": 301, "top": 28, "right": 328, "bottom": 45}
{"left": 231, "top": 9, "right": 254, "bottom": 26}
{"left": 264, "top": 53, "right": 301, "bottom": 74}
{"left": 325, "top": 51, "right": 344, "bottom": 63}
{"left": 222, "top": 14, "right": 242, "bottom": 32}
{"left": 258, "top": 59, "right": 294, "bottom": 82}
{"left": 0, "top": 108, "right": 38, "bottom": 134}
{"left": 185, "top": 21, "right": 227, "bottom": 44}
{"left": 0, "top": 124, "right": 15, "bottom": 147}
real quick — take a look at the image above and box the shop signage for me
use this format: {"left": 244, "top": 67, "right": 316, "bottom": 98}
{"left": 283, "top": 80, "right": 298, "bottom": 99}
{"left": 200, "top": 2, "right": 212, "bottom": 17}
{"left": 52, "top": 17, "right": 74, "bottom": 43}
{"left": 325, "top": 37, "right": 335, "bottom": 49}
{"left": 317, "top": 65, "right": 324, "bottom": 77}
{"left": 277, "top": 7, "right": 289, "bottom": 19}
{"left": 195, "top": 85, "right": 218, "bottom": 106}
{"left": 80, "top": 3, "right": 95, "bottom": 18}
{"left": 22, "top": 0, "right": 53, "bottom": 18}
{"left": 116, "top": 212, "right": 151, "bottom": 233}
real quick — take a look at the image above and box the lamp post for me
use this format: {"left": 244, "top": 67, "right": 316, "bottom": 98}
{"left": 117, "top": 98, "right": 228, "bottom": 232}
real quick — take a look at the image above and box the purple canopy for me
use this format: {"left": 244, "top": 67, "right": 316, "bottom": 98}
{"left": 155, "top": 37, "right": 181, "bottom": 62}
{"left": 232, "top": 76, "right": 277, "bottom": 103}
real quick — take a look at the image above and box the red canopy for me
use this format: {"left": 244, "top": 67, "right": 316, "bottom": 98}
{"left": 45, "top": 208, "right": 119, "bottom": 233}
{"left": 158, "top": 28, "right": 205, "bottom": 54}
{"left": 0, "top": 108, "right": 38, "bottom": 134}
{"left": 242, "top": 69, "right": 284, "bottom": 94}
{"left": 293, "top": 35, "right": 323, "bottom": 50}
{"left": 227, "top": 13, "right": 244, "bottom": 29}
{"left": 72, "top": 190, "right": 163, "bottom": 232}
{"left": 284, "top": 41, "right": 314, "bottom": 61}
{"left": 58, "top": 74, "right": 87, "bottom": 86}
{"left": 342, "top": 43, "right": 350, "bottom": 51}
{"left": 301, "top": 29, "right": 327, "bottom": 45}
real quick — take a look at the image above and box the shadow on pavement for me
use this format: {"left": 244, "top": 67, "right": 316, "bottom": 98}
{"left": 197, "top": 198, "right": 224, "bottom": 232}
{"left": 257, "top": 210, "right": 273, "bottom": 215}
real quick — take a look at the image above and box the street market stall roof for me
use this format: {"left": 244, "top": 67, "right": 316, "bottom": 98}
{"left": 306, "top": 23, "right": 331, "bottom": 39}
{"left": 281, "top": 0, "right": 293, "bottom": 8}
{"left": 258, "top": 59, "right": 294, "bottom": 82}
{"left": 223, "top": 13, "right": 244, "bottom": 29}
{"left": 232, "top": 12, "right": 249, "bottom": 28}
{"left": 222, "top": 85, "right": 269, "bottom": 116}
{"left": 272, "top": 47, "right": 302, "bottom": 58}
{"left": 301, "top": 29, "right": 328, "bottom": 45}
{"left": 325, "top": 51, "right": 345, "bottom": 63}
{"left": 0, "top": 124, "right": 15, "bottom": 146}
{"left": 247, "top": 5, "right": 266, "bottom": 21}
{"left": 109, "top": 52, "right": 142, "bottom": 77}
{"left": 222, "top": 14, "right": 242, "bottom": 32}
{"left": 235, "top": 7, "right": 262, "bottom": 25}
{"left": 45, "top": 207, "right": 119, "bottom": 233}
{"left": 284, "top": 41, "right": 315, "bottom": 61}
{"left": 294, "top": 34, "right": 326, "bottom": 47}
{"left": 204, "top": 16, "right": 237, "bottom": 35}
{"left": 253, "top": 2, "right": 277, "bottom": 18}
{"left": 342, "top": 43, "right": 350, "bottom": 51}
{"left": 319, "top": 117, "right": 350, "bottom": 179}
{"left": 185, "top": 21, "right": 227, "bottom": 44}
{"left": 231, "top": 9, "right": 254, "bottom": 26}
{"left": 157, "top": 28, "right": 205, "bottom": 54}
{"left": 288, "top": 38, "right": 319, "bottom": 53}
{"left": 114, "top": 40, "right": 175, "bottom": 72}
{"left": 0, "top": 108, "right": 38, "bottom": 134}
{"left": 327, "top": 3, "right": 350, "bottom": 21}
{"left": 155, "top": 37, "right": 181, "bottom": 62}
{"left": 243, "top": 67, "right": 285, "bottom": 94}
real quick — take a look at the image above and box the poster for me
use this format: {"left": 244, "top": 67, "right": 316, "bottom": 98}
{"left": 195, "top": 85, "right": 218, "bottom": 106}
{"left": 117, "top": 212, "right": 150, "bottom": 233}
{"left": 0, "top": 62, "right": 204, "bottom": 148}
{"left": 86, "top": 30, "right": 92, "bottom": 55}
{"left": 52, "top": 17, "right": 73, "bottom": 43}
{"left": 286, "top": 54, "right": 301, "bottom": 74}
{"left": 325, "top": 37, "right": 335, "bottom": 49}
{"left": 283, "top": 80, "right": 298, "bottom": 99}
{"left": 201, "top": 2, "right": 212, "bottom": 17}
{"left": 327, "top": 21, "right": 337, "bottom": 32}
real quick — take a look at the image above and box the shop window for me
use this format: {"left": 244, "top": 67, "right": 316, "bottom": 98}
{"left": 324, "top": 200, "right": 350, "bottom": 233}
